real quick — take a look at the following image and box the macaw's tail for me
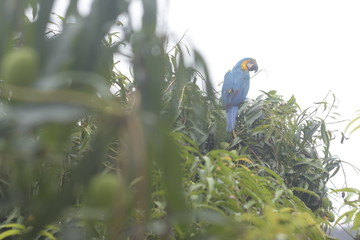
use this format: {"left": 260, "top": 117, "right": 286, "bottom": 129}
{"left": 226, "top": 106, "right": 238, "bottom": 132}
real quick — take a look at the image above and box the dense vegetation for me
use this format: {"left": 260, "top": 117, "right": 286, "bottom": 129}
{"left": 0, "top": 0, "right": 359, "bottom": 239}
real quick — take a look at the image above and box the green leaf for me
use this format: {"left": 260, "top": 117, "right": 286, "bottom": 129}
{"left": 334, "top": 211, "right": 350, "bottom": 226}
{"left": 333, "top": 187, "right": 360, "bottom": 194}
{"left": 291, "top": 187, "right": 320, "bottom": 199}
{"left": 272, "top": 189, "right": 284, "bottom": 203}
{"left": 353, "top": 212, "right": 360, "bottom": 230}
{"left": 206, "top": 177, "right": 215, "bottom": 202}
{"left": 345, "top": 115, "right": 360, "bottom": 134}
{"left": 0, "top": 229, "right": 23, "bottom": 239}
{"left": 321, "top": 120, "right": 330, "bottom": 157}
{"left": 39, "top": 230, "right": 57, "bottom": 240}
{"left": 261, "top": 167, "right": 285, "bottom": 187}
{"left": 287, "top": 95, "right": 296, "bottom": 106}
{"left": 245, "top": 109, "right": 263, "bottom": 126}
{"left": 0, "top": 224, "right": 25, "bottom": 230}
{"left": 293, "top": 159, "right": 327, "bottom": 172}
{"left": 349, "top": 124, "right": 360, "bottom": 135}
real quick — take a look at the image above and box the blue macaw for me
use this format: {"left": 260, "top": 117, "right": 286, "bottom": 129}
{"left": 221, "top": 58, "right": 258, "bottom": 133}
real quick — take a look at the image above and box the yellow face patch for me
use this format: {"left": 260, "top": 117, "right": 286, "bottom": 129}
{"left": 241, "top": 60, "right": 249, "bottom": 71}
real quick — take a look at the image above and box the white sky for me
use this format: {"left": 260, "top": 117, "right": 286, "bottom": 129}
{"left": 54, "top": 0, "right": 360, "bottom": 208}
{"left": 161, "top": 0, "right": 360, "bottom": 195}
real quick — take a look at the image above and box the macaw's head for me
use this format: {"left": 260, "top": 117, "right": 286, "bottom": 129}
{"left": 240, "top": 58, "right": 258, "bottom": 73}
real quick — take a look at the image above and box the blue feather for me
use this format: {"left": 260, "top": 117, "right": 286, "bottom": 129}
{"left": 221, "top": 58, "right": 255, "bottom": 132}
{"left": 226, "top": 106, "right": 238, "bottom": 132}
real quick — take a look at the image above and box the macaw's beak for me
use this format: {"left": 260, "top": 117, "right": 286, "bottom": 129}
{"left": 246, "top": 58, "right": 258, "bottom": 72}
{"left": 250, "top": 63, "right": 258, "bottom": 73}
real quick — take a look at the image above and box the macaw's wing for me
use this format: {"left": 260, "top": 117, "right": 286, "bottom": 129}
{"left": 231, "top": 70, "right": 250, "bottom": 105}
{"left": 221, "top": 71, "right": 234, "bottom": 108}
{"left": 221, "top": 70, "right": 250, "bottom": 109}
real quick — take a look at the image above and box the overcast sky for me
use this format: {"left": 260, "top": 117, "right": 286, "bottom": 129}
{"left": 161, "top": 0, "right": 360, "bottom": 195}
{"left": 54, "top": 0, "right": 360, "bottom": 208}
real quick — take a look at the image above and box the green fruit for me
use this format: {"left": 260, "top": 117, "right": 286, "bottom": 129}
{"left": 326, "top": 211, "right": 335, "bottom": 222}
{"left": 230, "top": 150, "right": 238, "bottom": 155}
{"left": 86, "top": 174, "right": 125, "bottom": 207}
{"left": 322, "top": 197, "right": 331, "bottom": 209}
{"left": 1, "top": 47, "right": 39, "bottom": 85}
{"left": 219, "top": 142, "right": 230, "bottom": 149}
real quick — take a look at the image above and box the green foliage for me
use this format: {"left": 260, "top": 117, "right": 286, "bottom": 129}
{"left": 228, "top": 91, "right": 341, "bottom": 211}
{"left": 333, "top": 188, "right": 360, "bottom": 231}
{"left": 142, "top": 131, "right": 330, "bottom": 239}
{"left": 345, "top": 110, "right": 360, "bottom": 135}
{"left": 0, "top": 1, "right": 129, "bottom": 239}
{"left": 0, "top": 222, "right": 58, "bottom": 240}
{"left": 0, "top": 0, "right": 347, "bottom": 239}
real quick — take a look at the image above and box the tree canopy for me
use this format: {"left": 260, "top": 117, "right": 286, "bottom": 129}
{"left": 0, "top": 0, "right": 358, "bottom": 239}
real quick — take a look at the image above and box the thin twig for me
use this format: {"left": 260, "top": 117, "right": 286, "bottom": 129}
{"left": 167, "top": 30, "right": 189, "bottom": 54}
{"left": 250, "top": 68, "right": 267, "bottom": 79}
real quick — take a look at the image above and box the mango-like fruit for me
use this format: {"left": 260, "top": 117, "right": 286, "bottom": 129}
{"left": 86, "top": 174, "right": 125, "bottom": 208}
{"left": 219, "top": 142, "right": 230, "bottom": 149}
{"left": 230, "top": 149, "right": 238, "bottom": 155}
{"left": 1, "top": 47, "right": 39, "bottom": 85}
{"left": 326, "top": 211, "right": 335, "bottom": 222}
